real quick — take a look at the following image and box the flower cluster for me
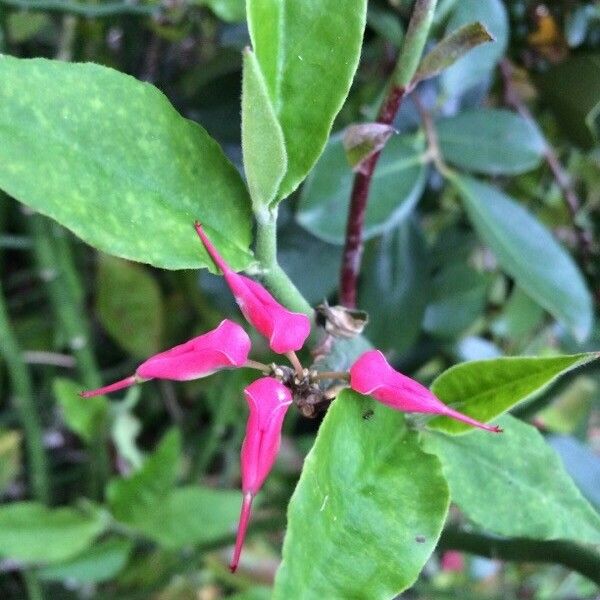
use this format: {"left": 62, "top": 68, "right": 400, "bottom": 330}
{"left": 82, "top": 222, "right": 499, "bottom": 572}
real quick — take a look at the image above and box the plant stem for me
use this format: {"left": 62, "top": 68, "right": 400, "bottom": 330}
{"left": 28, "top": 215, "right": 110, "bottom": 499}
{"left": 339, "top": 0, "right": 438, "bottom": 308}
{"left": 23, "top": 569, "right": 44, "bottom": 600}
{"left": 0, "top": 280, "right": 50, "bottom": 503}
{"left": 439, "top": 527, "right": 600, "bottom": 586}
{"left": 254, "top": 207, "right": 313, "bottom": 316}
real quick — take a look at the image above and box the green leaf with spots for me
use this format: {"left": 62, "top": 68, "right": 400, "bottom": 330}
{"left": 241, "top": 48, "right": 287, "bottom": 209}
{"left": 424, "top": 415, "right": 600, "bottom": 543}
{"left": 247, "top": 0, "right": 367, "bottom": 201}
{"left": 297, "top": 133, "right": 426, "bottom": 244}
{"left": 96, "top": 255, "right": 163, "bottom": 358}
{"left": 0, "top": 502, "right": 107, "bottom": 563}
{"left": 273, "top": 390, "right": 449, "bottom": 599}
{"left": 454, "top": 176, "right": 593, "bottom": 341}
{"left": 0, "top": 56, "right": 252, "bottom": 271}
{"left": 437, "top": 109, "right": 546, "bottom": 175}
{"left": 427, "top": 353, "right": 599, "bottom": 435}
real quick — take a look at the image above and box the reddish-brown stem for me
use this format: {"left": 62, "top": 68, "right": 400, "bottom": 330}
{"left": 339, "top": 85, "right": 406, "bottom": 308}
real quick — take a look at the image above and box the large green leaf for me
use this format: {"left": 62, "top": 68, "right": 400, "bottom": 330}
{"left": 0, "top": 56, "right": 252, "bottom": 270}
{"left": 425, "top": 415, "right": 600, "bottom": 543}
{"left": 441, "top": 0, "right": 508, "bottom": 96}
{"left": 241, "top": 48, "right": 287, "bottom": 208}
{"left": 454, "top": 176, "right": 593, "bottom": 341}
{"left": 0, "top": 502, "right": 107, "bottom": 563}
{"left": 247, "top": 0, "right": 367, "bottom": 201}
{"left": 96, "top": 255, "right": 163, "bottom": 358}
{"left": 428, "top": 353, "right": 598, "bottom": 435}
{"left": 437, "top": 109, "right": 545, "bottom": 175}
{"left": 273, "top": 390, "right": 449, "bottom": 599}
{"left": 360, "top": 218, "right": 429, "bottom": 354}
{"left": 297, "top": 133, "right": 426, "bottom": 244}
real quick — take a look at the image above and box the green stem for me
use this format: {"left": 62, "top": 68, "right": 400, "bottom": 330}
{"left": 439, "top": 527, "right": 600, "bottom": 586}
{"left": 23, "top": 569, "right": 44, "bottom": 600}
{"left": 0, "top": 280, "right": 50, "bottom": 503}
{"left": 391, "top": 0, "right": 438, "bottom": 88}
{"left": 28, "top": 215, "right": 110, "bottom": 499}
{"left": 254, "top": 207, "right": 313, "bottom": 317}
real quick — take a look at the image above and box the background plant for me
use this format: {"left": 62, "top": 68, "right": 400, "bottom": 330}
{"left": 0, "top": 0, "right": 599, "bottom": 598}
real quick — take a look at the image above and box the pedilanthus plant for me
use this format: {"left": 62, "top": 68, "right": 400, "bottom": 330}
{"left": 83, "top": 223, "right": 500, "bottom": 571}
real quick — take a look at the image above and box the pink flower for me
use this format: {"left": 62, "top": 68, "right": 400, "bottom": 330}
{"left": 80, "top": 320, "right": 251, "bottom": 397}
{"left": 231, "top": 377, "right": 292, "bottom": 573}
{"left": 441, "top": 550, "right": 465, "bottom": 572}
{"left": 349, "top": 350, "right": 501, "bottom": 432}
{"left": 194, "top": 222, "right": 311, "bottom": 354}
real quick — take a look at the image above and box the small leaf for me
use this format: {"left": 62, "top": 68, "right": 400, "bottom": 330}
{"left": 441, "top": 0, "right": 508, "bottom": 96}
{"left": 424, "top": 415, "right": 600, "bottom": 543}
{"left": 413, "top": 22, "right": 494, "bottom": 86}
{"left": 343, "top": 123, "right": 396, "bottom": 174}
{"left": 247, "top": 0, "right": 367, "bottom": 200}
{"left": 241, "top": 48, "right": 287, "bottom": 208}
{"left": 126, "top": 486, "right": 242, "bottom": 549}
{"left": 0, "top": 430, "right": 21, "bottom": 494}
{"left": 360, "top": 218, "right": 429, "bottom": 354}
{"left": 297, "top": 133, "right": 426, "bottom": 244}
{"left": 96, "top": 255, "right": 163, "bottom": 358}
{"left": 38, "top": 538, "right": 133, "bottom": 583}
{"left": 0, "top": 502, "right": 107, "bottom": 563}
{"left": 107, "top": 429, "right": 181, "bottom": 523}
{"left": 273, "top": 390, "right": 449, "bottom": 598}
{"left": 427, "top": 352, "right": 599, "bottom": 435}
{"left": 437, "top": 109, "right": 546, "bottom": 175}
{"left": 54, "top": 377, "right": 108, "bottom": 443}
{"left": 0, "top": 56, "right": 253, "bottom": 270}
{"left": 454, "top": 176, "right": 593, "bottom": 341}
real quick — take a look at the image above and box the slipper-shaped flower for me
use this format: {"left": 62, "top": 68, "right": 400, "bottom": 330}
{"left": 80, "top": 319, "right": 251, "bottom": 397}
{"left": 231, "top": 377, "right": 293, "bottom": 572}
{"left": 349, "top": 350, "right": 501, "bottom": 432}
{"left": 194, "top": 222, "right": 310, "bottom": 354}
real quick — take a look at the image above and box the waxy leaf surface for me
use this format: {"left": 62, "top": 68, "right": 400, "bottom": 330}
{"left": 455, "top": 176, "right": 593, "bottom": 341}
{"left": 428, "top": 353, "right": 598, "bottom": 434}
{"left": 0, "top": 56, "right": 253, "bottom": 270}
{"left": 273, "top": 390, "right": 449, "bottom": 599}
{"left": 425, "top": 415, "right": 600, "bottom": 543}
{"left": 247, "top": 0, "right": 367, "bottom": 201}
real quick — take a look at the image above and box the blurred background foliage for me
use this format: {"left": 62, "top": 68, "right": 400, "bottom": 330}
{"left": 0, "top": 0, "right": 599, "bottom": 598}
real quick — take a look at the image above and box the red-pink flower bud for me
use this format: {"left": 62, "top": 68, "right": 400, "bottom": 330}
{"left": 194, "top": 222, "right": 310, "bottom": 354}
{"left": 231, "top": 377, "right": 292, "bottom": 573}
{"left": 80, "top": 320, "right": 250, "bottom": 397}
{"left": 441, "top": 550, "right": 465, "bottom": 572}
{"left": 349, "top": 350, "right": 501, "bottom": 432}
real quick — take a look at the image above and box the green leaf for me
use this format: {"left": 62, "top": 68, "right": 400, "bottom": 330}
{"left": 413, "top": 21, "right": 494, "bottom": 86}
{"left": 454, "top": 176, "right": 593, "bottom": 341}
{"left": 241, "top": 48, "right": 287, "bottom": 208}
{"left": 360, "top": 218, "right": 429, "bottom": 354}
{"left": 423, "top": 263, "right": 491, "bottom": 339}
{"left": 297, "top": 133, "right": 426, "bottom": 244}
{"left": 38, "top": 538, "right": 133, "bottom": 583}
{"left": 125, "top": 486, "right": 241, "bottom": 549}
{"left": 197, "top": 0, "right": 246, "bottom": 22}
{"left": 107, "top": 429, "right": 181, "bottom": 523}
{"left": 343, "top": 123, "right": 396, "bottom": 173}
{"left": 0, "top": 502, "right": 107, "bottom": 563}
{"left": 273, "top": 390, "right": 449, "bottom": 598}
{"left": 424, "top": 415, "right": 600, "bottom": 543}
{"left": 367, "top": 5, "right": 404, "bottom": 48}
{"left": 491, "top": 286, "right": 545, "bottom": 339}
{"left": 247, "top": 0, "right": 367, "bottom": 201}
{"left": 0, "top": 430, "right": 21, "bottom": 494}
{"left": 441, "top": 0, "right": 508, "bottom": 96}
{"left": 427, "top": 352, "right": 599, "bottom": 435}
{"left": 96, "top": 255, "right": 163, "bottom": 358}
{"left": 0, "top": 56, "right": 252, "bottom": 271}
{"left": 437, "top": 109, "right": 546, "bottom": 175}
{"left": 54, "top": 377, "right": 108, "bottom": 443}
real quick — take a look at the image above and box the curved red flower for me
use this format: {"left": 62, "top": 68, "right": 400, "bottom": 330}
{"left": 350, "top": 350, "right": 501, "bottom": 432}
